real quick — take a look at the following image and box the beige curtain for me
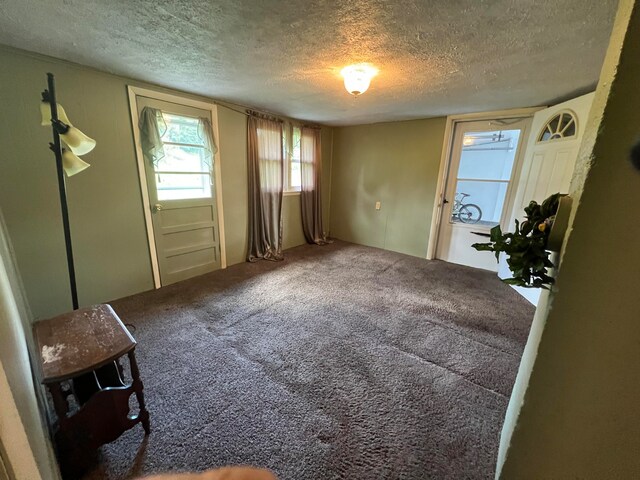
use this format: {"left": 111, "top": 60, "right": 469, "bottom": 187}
{"left": 247, "top": 114, "right": 284, "bottom": 262}
{"left": 139, "top": 107, "right": 166, "bottom": 166}
{"left": 197, "top": 117, "right": 217, "bottom": 170}
{"left": 300, "top": 127, "right": 329, "bottom": 245}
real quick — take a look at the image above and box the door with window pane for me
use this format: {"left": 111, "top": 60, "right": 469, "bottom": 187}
{"left": 436, "top": 118, "right": 531, "bottom": 271}
{"left": 136, "top": 97, "right": 221, "bottom": 286}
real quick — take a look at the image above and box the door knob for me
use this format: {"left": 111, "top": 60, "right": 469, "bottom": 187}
{"left": 152, "top": 203, "right": 163, "bottom": 212}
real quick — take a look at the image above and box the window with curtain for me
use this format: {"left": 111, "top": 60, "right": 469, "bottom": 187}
{"left": 152, "top": 112, "right": 213, "bottom": 200}
{"left": 300, "top": 126, "right": 329, "bottom": 244}
{"left": 283, "top": 124, "right": 302, "bottom": 192}
{"left": 257, "top": 125, "right": 284, "bottom": 193}
{"left": 247, "top": 114, "right": 284, "bottom": 261}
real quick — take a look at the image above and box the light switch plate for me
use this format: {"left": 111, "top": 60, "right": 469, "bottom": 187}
{"left": 375, "top": 201, "right": 381, "bottom": 210}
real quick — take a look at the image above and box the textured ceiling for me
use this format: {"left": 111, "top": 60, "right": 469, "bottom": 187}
{"left": 0, "top": 0, "right": 619, "bottom": 125}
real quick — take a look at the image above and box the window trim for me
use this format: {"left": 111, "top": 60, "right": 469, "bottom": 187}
{"left": 127, "top": 85, "right": 227, "bottom": 287}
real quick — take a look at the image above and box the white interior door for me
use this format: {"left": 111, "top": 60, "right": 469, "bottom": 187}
{"left": 136, "top": 97, "right": 222, "bottom": 286}
{"left": 499, "top": 92, "right": 595, "bottom": 304}
{"left": 435, "top": 118, "right": 531, "bottom": 271}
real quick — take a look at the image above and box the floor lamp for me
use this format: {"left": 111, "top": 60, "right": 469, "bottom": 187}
{"left": 40, "top": 72, "right": 95, "bottom": 310}
{"left": 41, "top": 74, "right": 122, "bottom": 406}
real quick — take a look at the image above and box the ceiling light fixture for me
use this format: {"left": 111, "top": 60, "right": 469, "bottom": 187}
{"left": 341, "top": 64, "right": 378, "bottom": 96}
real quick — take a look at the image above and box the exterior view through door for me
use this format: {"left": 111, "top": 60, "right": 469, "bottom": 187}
{"left": 436, "top": 117, "right": 531, "bottom": 271}
{"left": 133, "top": 95, "right": 223, "bottom": 286}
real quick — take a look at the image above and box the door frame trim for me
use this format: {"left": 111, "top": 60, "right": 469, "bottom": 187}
{"left": 425, "top": 107, "right": 544, "bottom": 260}
{"left": 127, "top": 86, "right": 227, "bottom": 288}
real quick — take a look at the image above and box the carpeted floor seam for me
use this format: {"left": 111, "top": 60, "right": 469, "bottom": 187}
{"left": 375, "top": 257, "right": 406, "bottom": 275}
{"left": 405, "top": 314, "right": 523, "bottom": 358}
{"left": 381, "top": 342, "right": 509, "bottom": 399}
{"left": 199, "top": 275, "right": 307, "bottom": 334}
{"left": 220, "top": 323, "right": 509, "bottom": 403}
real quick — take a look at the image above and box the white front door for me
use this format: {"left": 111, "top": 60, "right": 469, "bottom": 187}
{"left": 135, "top": 96, "right": 222, "bottom": 286}
{"left": 435, "top": 118, "right": 532, "bottom": 271}
{"left": 499, "top": 92, "right": 595, "bottom": 304}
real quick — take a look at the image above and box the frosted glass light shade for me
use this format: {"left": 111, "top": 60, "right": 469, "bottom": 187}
{"left": 59, "top": 125, "right": 96, "bottom": 156}
{"left": 62, "top": 150, "right": 90, "bottom": 176}
{"left": 40, "top": 102, "right": 72, "bottom": 126}
{"left": 341, "top": 64, "right": 378, "bottom": 96}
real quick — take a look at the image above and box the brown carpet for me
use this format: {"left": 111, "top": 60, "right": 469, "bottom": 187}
{"left": 82, "top": 240, "right": 534, "bottom": 480}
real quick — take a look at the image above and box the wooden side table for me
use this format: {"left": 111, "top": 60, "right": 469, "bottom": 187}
{"left": 33, "top": 304, "right": 150, "bottom": 477}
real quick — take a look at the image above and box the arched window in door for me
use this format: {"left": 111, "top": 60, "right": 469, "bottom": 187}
{"left": 537, "top": 111, "right": 578, "bottom": 142}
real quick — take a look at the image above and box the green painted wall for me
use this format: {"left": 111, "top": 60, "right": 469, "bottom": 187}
{"left": 0, "top": 47, "right": 332, "bottom": 319}
{"left": 282, "top": 195, "right": 306, "bottom": 249}
{"left": 498, "top": 0, "right": 640, "bottom": 477}
{"left": 329, "top": 118, "right": 446, "bottom": 258}
{"left": 216, "top": 105, "right": 249, "bottom": 266}
{"left": 0, "top": 49, "right": 154, "bottom": 319}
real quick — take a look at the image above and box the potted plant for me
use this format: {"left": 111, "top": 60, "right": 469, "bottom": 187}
{"left": 472, "top": 193, "right": 562, "bottom": 289}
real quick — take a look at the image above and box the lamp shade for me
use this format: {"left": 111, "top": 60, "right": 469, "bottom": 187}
{"left": 341, "top": 64, "right": 377, "bottom": 96}
{"left": 53, "top": 121, "right": 96, "bottom": 156}
{"left": 40, "top": 102, "right": 72, "bottom": 127}
{"left": 62, "top": 149, "right": 90, "bottom": 176}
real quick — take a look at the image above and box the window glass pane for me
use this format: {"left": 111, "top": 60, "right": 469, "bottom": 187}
{"left": 458, "top": 130, "right": 521, "bottom": 181}
{"left": 291, "top": 161, "right": 301, "bottom": 188}
{"left": 292, "top": 127, "right": 301, "bottom": 159}
{"left": 558, "top": 113, "right": 570, "bottom": 131}
{"left": 257, "top": 127, "right": 283, "bottom": 161}
{"left": 538, "top": 112, "right": 579, "bottom": 142}
{"left": 451, "top": 128, "right": 521, "bottom": 227}
{"left": 291, "top": 126, "right": 301, "bottom": 188}
{"left": 562, "top": 119, "right": 576, "bottom": 137}
{"left": 156, "top": 173, "right": 211, "bottom": 200}
{"left": 451, "top": 181, "right": 508, "bottom": 226}
{"left": 160, "top": 113, "right": 204, "bottom": 146}
{"left": 156, "top": 144, "right": 209, "bottom": 172}
{"left": 152, "top": 112, "right": 213, "bottom": 200}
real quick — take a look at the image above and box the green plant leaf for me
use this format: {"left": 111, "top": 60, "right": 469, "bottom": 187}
{"left": 468, "top": 192, "right": 560, "bottom": 289}
{"left": 472, "top": 243, "right": 494, "bottom": 251}
{"left": 490, "top": 225, "right": 503, "bottom": 242}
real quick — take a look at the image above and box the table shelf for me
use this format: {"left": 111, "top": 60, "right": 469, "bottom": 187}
{"left": 33, "top": 304, "right": 150, "bottom": 478}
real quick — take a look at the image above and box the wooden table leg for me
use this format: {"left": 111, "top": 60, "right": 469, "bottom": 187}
{"left": 49, "top": 382, "right": 94, "bottom": 477}
{"left": 128, "top": 350, "right": 151, "bottom": 434}
{"left": 48, "top": 382, "right": 69, "bottom": 426}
